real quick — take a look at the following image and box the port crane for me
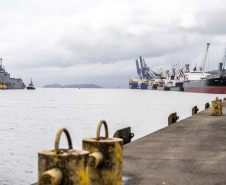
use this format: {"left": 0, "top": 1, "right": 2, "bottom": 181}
{"left": 200, "top": 43, "right": 210, "bottom": 72}
{"left": 172, "top": 63, "right": 186, "bottom": 80}
{"left": 135, "top": 56, "right": 157, "bottom": 79}
{"left": 222, "top": 48, "right": 226, "bottom": 70}
{"left": 219, "top": 47, "right": 226, "bottom": 77}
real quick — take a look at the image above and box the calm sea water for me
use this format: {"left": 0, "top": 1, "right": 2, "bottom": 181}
{"left": 0, "top": 88, "right": 224, "bottom": 185}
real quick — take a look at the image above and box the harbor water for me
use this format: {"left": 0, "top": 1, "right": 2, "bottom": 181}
{"left": 0, "top": 88, "right": 224, "bottom": 185}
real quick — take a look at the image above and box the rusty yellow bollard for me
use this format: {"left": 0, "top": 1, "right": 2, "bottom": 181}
{"left": 38, "top": 128, "right": 89, "bottom": 185}
{"left": 211, "top": 97, "right": 222, "bottom": 116}
{"left": 205, "top": 102, "right": 210, "bottom": 109}
{"left": 192, "top": 106, "right": 199, "bottom": 115}
{"left": 83, "top": 120, "right": 123, "bottom": 185}
{"left": 113, "top": 127, "right": 134, "bottom": 145}
{"left": 168, "top": 112, "right": 179, "bottom": 126}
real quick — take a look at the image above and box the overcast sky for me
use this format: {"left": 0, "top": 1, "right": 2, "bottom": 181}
{"left": 0, "top": 0, "right": 226, "bottom": 88}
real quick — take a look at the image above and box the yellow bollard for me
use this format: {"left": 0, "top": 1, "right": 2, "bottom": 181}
{"left": 38, "top": 128, "right": 89, "bottom": 185}
{"left": 83, "top": 120, "right": 123, "bottom": 185}
{"left": 205, "top": 102, "right": 210, "bottom": 109}
{"left": 192, "top": 106, "right": 199, "bottom": 115}
{"left": 211, "top": 98, "right": 222, "bottom": 116}
{"left": 113, "top": 127, "right": 134, "bottom": 145}
{"left": 168, "top": 112, "right": 179, "bottom": 126}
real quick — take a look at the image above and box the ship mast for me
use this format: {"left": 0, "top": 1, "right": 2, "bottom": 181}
{"left": 0, "top": 58, "right": 2, "bottom": 69}
{"left": 222, "top": 48, "right": 226, "bottom": 72}
{"left": 219, "top": 47, "right": 226, "bottom": 77}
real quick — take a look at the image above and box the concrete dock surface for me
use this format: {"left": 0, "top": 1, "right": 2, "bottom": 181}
{"left": 122, "top": 102, "right": 226, "bottom": 185}
{"left": 32, "top": 102, "right": 226, "bottom": 185}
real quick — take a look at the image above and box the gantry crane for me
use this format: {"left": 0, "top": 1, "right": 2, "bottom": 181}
{"left": 135, "top": 56, "right": 157, "bottom": 79}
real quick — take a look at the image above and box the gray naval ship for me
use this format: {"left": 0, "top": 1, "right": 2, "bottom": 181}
{"left": 0, "top": 58, "right": 25, "bottom": 89}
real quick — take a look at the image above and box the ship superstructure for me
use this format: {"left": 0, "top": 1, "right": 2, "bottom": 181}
{"left": 184, "top": 44, "right": 211, "bottom": 81}
{"left": 0, "top": 58, "right": 26, "bottom": 89}
{"left": 163, "top": 65, "right": 184, "bottom": 91}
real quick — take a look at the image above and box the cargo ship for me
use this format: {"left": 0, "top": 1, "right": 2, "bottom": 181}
{"left": 183, "top": 77, "right": 226, "bottom": 93}
{"left": 0, "top": 58, "right": 26, "bottom": 89}
{"left": 183, "top": 63, "right": 226, "bottom": 94}
{"left": 183, "top": 43, "right": 226, "bottom": 94}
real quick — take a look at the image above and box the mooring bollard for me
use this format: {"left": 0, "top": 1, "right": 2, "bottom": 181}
{"left": 168, "top": 112, "right": 179, "bottom": 126}
{"left": 205, "top": 102, "right": 210, "bottom": 109}
{"left": 82, "top": 120, "right": 123, "bottom": 185}
{"left": 113, "top": 127, "right": 134, "bottom": 145}
{"left": 192, "top": 106, "right": 199, "bottom": 115}
{"left": 38, "top": 128, "right": 89, "bottom": 185}
{"left": 211, "top": 97, "right": 222, "bottom": 116}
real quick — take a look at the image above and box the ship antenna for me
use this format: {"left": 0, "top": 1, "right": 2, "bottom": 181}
{"left": 0, "top": 58, "right": 2, "bottom": 68}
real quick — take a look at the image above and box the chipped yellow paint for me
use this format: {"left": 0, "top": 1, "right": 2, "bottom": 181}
{"left": 75, "top": 167, "right": 89, "bottom": 185}
{"left": 211, "top": 100, "right": 222, "bottom": 116}
{"left": 115, "top": 142, "right": 123, "bottom": 163}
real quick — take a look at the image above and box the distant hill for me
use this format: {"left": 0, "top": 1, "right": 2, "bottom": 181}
{"left": 43, "top": 83, "right": 63, "bottom": 88}
{"left": 64, "top": 84, "right": 102, "bottom": 88}
{"left": 43, "top": 83, "right": 102, "bottom": 88}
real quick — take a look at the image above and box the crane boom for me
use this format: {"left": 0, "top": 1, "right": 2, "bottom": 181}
{"left": 134, "top": 56, "right": 158, "bottom": 79}
{"left": 222, "top": 48, "right": 226, "bottom": 71}
{"left": 201, "top": 43, "right": 210, "bottom": 71}
{"left": 135, "top": 59, "right": 141, "bottom": 76}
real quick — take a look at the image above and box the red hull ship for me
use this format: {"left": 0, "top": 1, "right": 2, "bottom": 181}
{"left": 184, "top": 76, "right": 226, "bottom": 94}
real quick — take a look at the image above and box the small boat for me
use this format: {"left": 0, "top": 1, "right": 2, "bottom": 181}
{"left": 26, "top": 79, "right": 36, "bottom": 90}
{"left": 0, "top": 80, "right": 7, "bottom": 89}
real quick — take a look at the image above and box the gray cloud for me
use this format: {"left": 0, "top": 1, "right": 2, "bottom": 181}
{"left": 0, "top": 0, "right": 226, "bottom": 88}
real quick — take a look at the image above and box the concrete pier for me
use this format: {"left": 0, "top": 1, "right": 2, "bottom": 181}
{"left": 32, "top": 102, "right": 226, "bottom": 185}
{"left": 122, "top": 102, "right": 226, "bottom": 185}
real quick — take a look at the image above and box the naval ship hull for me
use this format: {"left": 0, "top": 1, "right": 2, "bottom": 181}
{"left": 183, "top": 77, "right": 226, "bottom": 94}
{"left": 0, "top": 60, "right": 26, "bottom": 89}
{"left": 5, "top": 79, "right": 25, "bottom": 89}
